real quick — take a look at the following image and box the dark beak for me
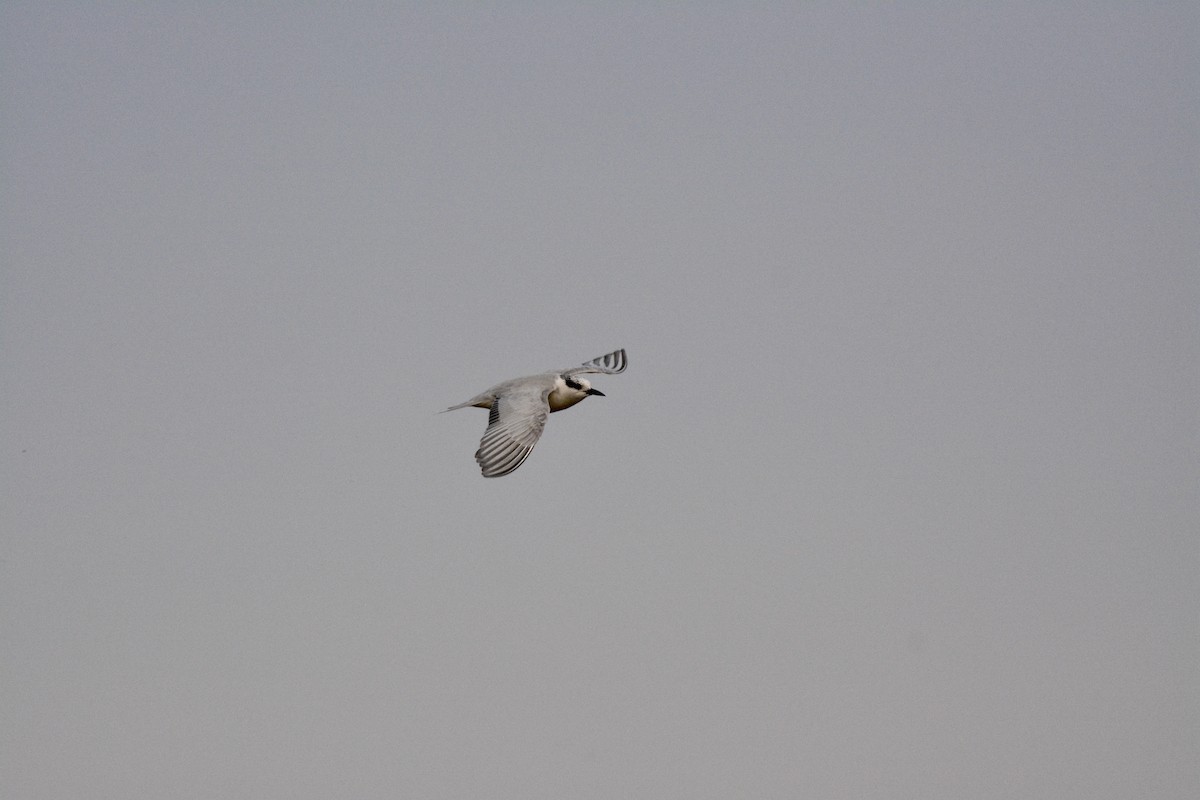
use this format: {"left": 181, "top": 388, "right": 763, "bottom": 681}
{"left": 586, "top": 388, "right": 605, "bottom": 397}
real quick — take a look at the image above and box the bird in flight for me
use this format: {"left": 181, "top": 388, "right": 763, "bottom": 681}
{"left": 444, "top": 349, "right": 627, "bottom": 477}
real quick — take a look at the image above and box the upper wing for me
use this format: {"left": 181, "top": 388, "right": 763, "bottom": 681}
{"left": 562, "top": 348, "right": 627, "bottom": 377}
{"left": 474, "top": 386, "right": 551, "bottom": 477}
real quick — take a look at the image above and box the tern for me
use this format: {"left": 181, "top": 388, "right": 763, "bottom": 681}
{"left": 444, "top": 349, "right": 627, "bottom": 477}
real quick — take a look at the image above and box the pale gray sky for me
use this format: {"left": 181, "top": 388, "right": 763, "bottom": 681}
{"left": 2, "top": 3, "right": 1197, "bottom": 798}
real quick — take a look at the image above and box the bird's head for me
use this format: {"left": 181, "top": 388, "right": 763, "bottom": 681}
{"left": 548, "top": 374, "right": 606, "bottom": 412}
{"left": 565, "top": 375, "right": 604, "bottom": 398}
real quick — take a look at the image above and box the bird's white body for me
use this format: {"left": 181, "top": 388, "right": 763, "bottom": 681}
{"left": 444, "top": 349, "right": 627, "bottom": 477}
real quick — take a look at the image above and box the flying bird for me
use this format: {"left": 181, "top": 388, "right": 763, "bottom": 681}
{"left": 444, "top": 349, "right": 627, "bottom": 477}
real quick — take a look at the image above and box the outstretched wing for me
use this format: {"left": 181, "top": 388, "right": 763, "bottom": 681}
{"left": 562, "top": 348, "right": 627, "bottom": 377}
{"left": 475, "top": 387, "right": 551, "bottom": 477}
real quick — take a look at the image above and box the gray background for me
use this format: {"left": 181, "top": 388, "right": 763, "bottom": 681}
{"left": 3, "top": 4, "right": 1197, "bottom": 798}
